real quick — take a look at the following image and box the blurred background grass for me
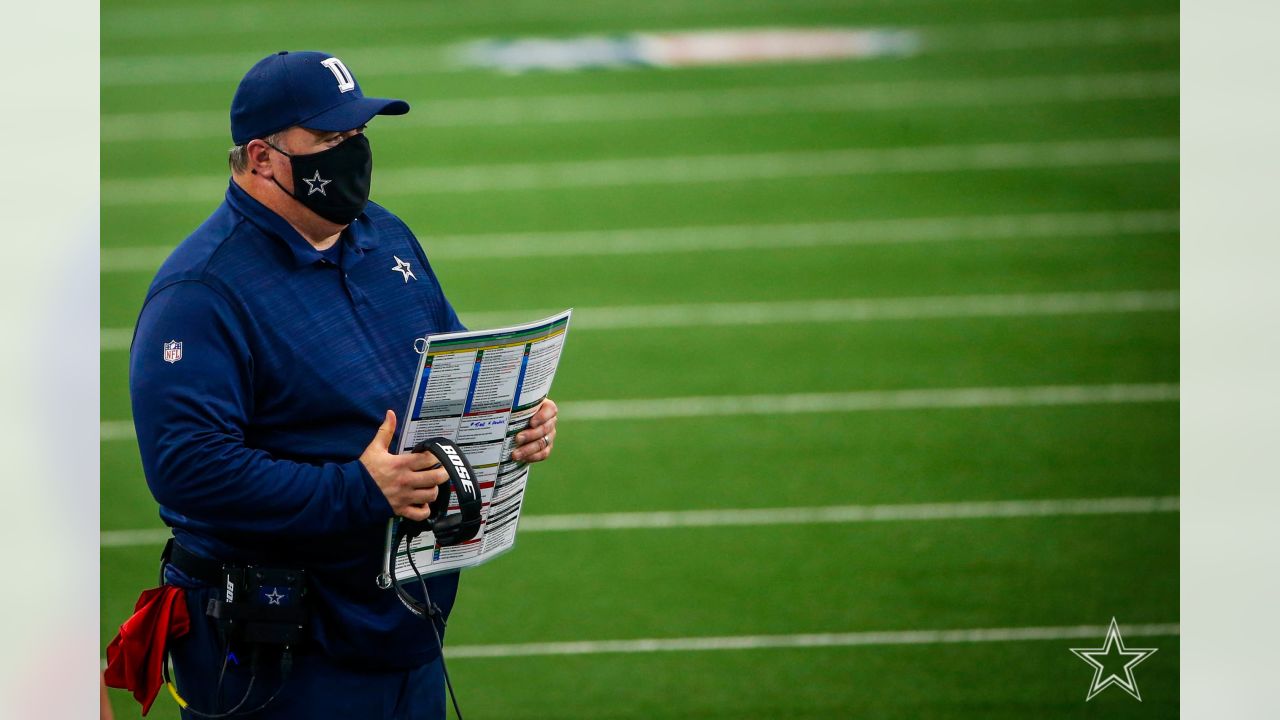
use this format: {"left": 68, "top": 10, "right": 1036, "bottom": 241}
{"left": 102, "top": 0, "right": 1178, "bottom": 717}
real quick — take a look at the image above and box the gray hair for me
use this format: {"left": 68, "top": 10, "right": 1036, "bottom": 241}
{"left": 228, "top": 131, "right": 287, "bottom": 174}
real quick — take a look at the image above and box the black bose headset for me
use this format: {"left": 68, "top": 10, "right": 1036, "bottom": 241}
{"left": 396, "top": 436, "right": 483, "bottom": 546}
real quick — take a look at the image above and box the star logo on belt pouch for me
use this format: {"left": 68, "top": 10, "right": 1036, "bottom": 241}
{"left": 263, "top": 587, "right": 287, "bottom": 606}
{"left": 1070, "top": 618, "right": 1158, "bottom": 701}
{"left": 392, "top": 255, "right": 417, "bottom": 283}
{"left": 302, "top": 170, "right": 331, "bottom": 196}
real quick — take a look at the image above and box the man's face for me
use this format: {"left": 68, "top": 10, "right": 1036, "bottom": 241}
{"left": 269, "top": 125, "right": 366, "bottom": 194}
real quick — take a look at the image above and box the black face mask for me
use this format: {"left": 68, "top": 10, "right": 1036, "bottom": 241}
{"left": 265, "top": 133, "right": 372, "bottom": 225}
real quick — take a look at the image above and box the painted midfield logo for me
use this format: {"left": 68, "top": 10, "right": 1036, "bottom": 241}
{"left": 163, "top": 340, "right": 183, "bottom": 364}
{"left": 1070, "top": 618, "right": 1158, "bottom": 701}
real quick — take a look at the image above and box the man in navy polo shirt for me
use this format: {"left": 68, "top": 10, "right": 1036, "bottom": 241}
{"left": 128, "top": 51, "right": 559, "bottom": 718}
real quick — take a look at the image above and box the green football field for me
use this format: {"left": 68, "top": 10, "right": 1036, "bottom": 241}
{"left": 101, "top": 0, "right": 1179, "bottom": 717}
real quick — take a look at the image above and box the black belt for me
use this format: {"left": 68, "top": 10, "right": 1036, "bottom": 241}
{"left": 162, "top": 538, "right": 227, "bottom": 586}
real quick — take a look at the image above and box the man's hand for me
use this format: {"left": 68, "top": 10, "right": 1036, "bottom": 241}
{"left": 361, "top": 410, "right": 449, "bottom": 521}
{"left": 511, "top": 397, "right": 558, "bottom": 463}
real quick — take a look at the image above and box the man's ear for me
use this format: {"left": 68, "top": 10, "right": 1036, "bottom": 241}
{"left": 247, "top": 139, "right": 276, "bottom": 178}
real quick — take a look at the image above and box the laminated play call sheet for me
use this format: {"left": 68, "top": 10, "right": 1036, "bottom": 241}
{"left": 380, "top": 310, "right": 571, "bottom": 583}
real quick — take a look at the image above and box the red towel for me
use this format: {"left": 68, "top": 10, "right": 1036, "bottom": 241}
{"left": 104, "top": 586, "right": 191, "bottom": 715}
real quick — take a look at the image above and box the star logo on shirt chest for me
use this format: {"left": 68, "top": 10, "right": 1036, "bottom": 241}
{"left": 302, "top": 170, "right": 331, "bottom": 196}
{"left": 392, "top": 255, "right": 417, "bottom": 283}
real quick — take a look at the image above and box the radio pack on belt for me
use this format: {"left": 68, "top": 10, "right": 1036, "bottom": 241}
{"left": 155, "top": 541, "right": 311, "bottom": 717}
{"left": 206, "top": 565, "right": 308, "bottom": 647}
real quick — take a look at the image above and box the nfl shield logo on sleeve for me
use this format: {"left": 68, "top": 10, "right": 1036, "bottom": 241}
{"left": 163, "top": 340, "right": 183, "bottom": 364}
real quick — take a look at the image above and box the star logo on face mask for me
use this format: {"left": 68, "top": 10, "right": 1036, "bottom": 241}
{"left": 392, "top": 255, "right": 417, "bottom": 283}
{"left": 302, "top": 170, "right": 331, "bottom": 196}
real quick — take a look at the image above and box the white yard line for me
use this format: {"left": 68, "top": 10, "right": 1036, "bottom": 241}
{"left": 101, "top": 421, "right": 136, "bottom": 441}
{"left": 100, "top": 528, "right": 172, "bottom": 547}
{"left": 102, "top": 0, "right": 1130, "bottom": 38}
{"left": 100, "top": 290, "right": 1178, "bottom": 351}
{"left": 101, "top": 209, "right": 1178, "bottom": 273}
{"left": 443, "top": 623, "right": 1180, "bottom": 659}
{"left": 101, "top": 382, "right": 1177, "bottom": 442}
{"left": 460, "top": 290, "right": 1179, "bottom": 334}
{"left": 101, "top": 71, "right": 1179, "bottom": 142}
{"left": 100, "top": 15, "right": 1177, "bottom": 84}
{"left": 928, "top": 14, "right": 1177, "bottom": 52}
{"left": 101, "top": 0, "right": 941, "bottom": 40}
{"left": 564, "top": 383, "right": 1177, "bottom": 421}
{"left": 100, "top": 495, "right": 1178, "bottom": 547}
{"left": 101, "top": 621, "right": 1178, "bottom": 669}
{"left": 101, "top": 137, "right": 1179, "bottom": 206}
{"left": 516, "top": 496, "right": 1181, "bottom": 531}
{"left": 101, "top": 327, "right": 133, "bottom": 351}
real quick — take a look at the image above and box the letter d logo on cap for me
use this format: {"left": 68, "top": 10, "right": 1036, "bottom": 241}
{"left": 321, "top": 57, "right": 356, "bottom": 93}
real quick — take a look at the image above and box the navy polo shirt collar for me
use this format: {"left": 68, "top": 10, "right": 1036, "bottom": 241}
{"left": 224, "top": 180, "right": 379, "bottom": 269}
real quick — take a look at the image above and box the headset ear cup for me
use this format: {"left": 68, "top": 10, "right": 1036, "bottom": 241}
{"left": 399, "top": 439, "right": 451, "bottom": 541}
{"left": 414, "top": 438, "right": 453, "bottom": 529}
{"left": 428, "top": 474, "right": 453, "bottom": 535}
{"left": 431, "top": 514, "right": 461, "bottom": 546}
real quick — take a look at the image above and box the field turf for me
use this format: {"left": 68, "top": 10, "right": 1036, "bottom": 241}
{"left": 101, "top": 1, "right": 1178, "bottom": 717}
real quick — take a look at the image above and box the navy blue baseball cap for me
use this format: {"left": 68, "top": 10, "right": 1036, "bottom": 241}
{"left": 230, "top": 51, "right": 410, "bottom": 145}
